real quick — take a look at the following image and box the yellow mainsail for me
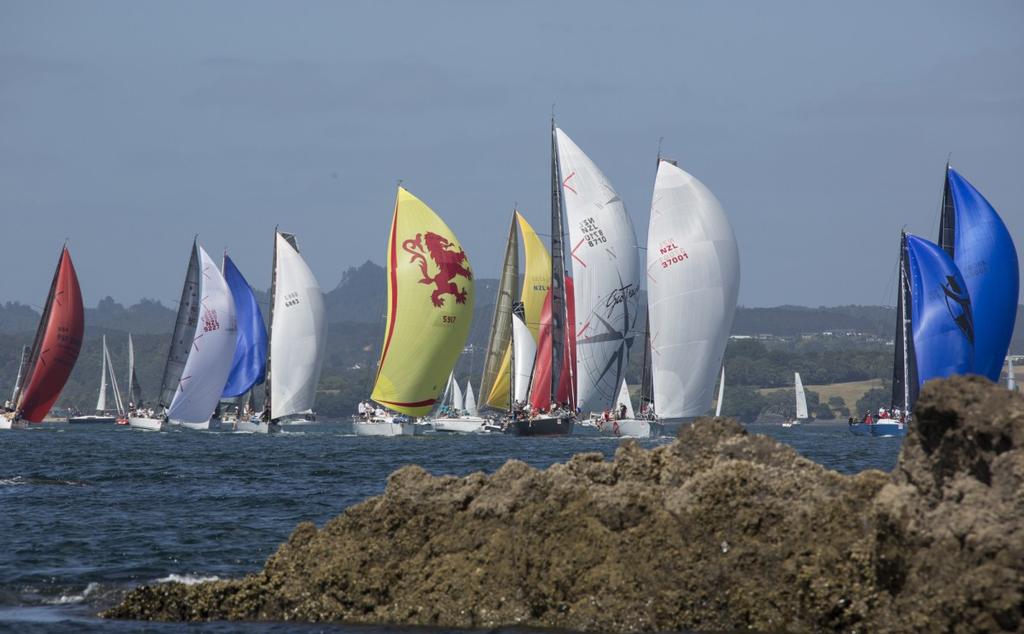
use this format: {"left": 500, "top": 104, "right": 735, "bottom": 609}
{"left": 371, "top": 187, "right": 474, "bottom": 416}
{"left": 483, "top": 212, "right": 552, "bottom": 408}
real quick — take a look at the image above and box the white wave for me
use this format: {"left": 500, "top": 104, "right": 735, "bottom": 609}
{"left": 155, "top": 574, "right": 220, "bottom": 585}
{"left": 0, "top": 477, "right": 25, "bottom": 486}
{"left": 44, "top": 582, "right": 99, "bottom": 605}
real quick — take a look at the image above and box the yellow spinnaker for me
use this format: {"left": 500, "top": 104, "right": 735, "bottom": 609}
{"left": 372, "top": 187, "right": 474, "bottom": 416}
{"left": 484, "top": 212, "right": 552, "bottom": 408}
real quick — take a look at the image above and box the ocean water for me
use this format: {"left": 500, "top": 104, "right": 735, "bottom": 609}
{"left": 0, "top": 421, "right": 901, "bottom": 632}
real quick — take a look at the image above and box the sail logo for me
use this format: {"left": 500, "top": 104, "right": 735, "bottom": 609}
{"left": 402, "top": 231, "right": 472, "bottom": 307}
{"left": 941, "top": 275, "right": 975, "bottom": 345}
{"left": 202, "top": 308, "right": 220, "bottom": 333}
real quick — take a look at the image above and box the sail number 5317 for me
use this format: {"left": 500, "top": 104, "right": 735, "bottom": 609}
{"left": 442, "top": 315, "right": 457, "bottom": 324}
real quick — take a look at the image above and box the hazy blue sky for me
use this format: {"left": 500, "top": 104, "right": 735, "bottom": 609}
{"left": 2, "top": 1, "right": 1021, "bottom": 309}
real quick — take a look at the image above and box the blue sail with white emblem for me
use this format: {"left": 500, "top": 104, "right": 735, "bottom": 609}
{"left": 939, "top": 168, "right": 1019, "bottom": 381}
{"left": 905, "top": 234, "right": 974, "bottom": 390}
{"left": 221, "top": 255, "right": 268, "bottom": 397}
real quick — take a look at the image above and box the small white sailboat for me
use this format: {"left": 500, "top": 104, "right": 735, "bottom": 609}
{"left": 1009, "top": 358, "right": 1017, "bottom": 392}
{"left": 69, "top": 336, "right": 120, "bottom": 424}
{"left": 432, "top": 375, "right": 489, "bottom": 434}
{"left": 130, "top": 241, "right": 237, "bottom": 432}
{"left": 782, "top": 372, "right": 808, "bottom": 428}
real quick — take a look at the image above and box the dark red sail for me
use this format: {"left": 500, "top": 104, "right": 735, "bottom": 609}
{"left": 529, "top": 276, "right": 576, "bottom": 411}
{"left": 18, "top": 247, "right": 85, "bottom": 422}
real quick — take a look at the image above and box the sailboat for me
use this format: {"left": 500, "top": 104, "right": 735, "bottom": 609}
{"left": 128, "top": 240, "right": 237, "bottom": 431}
{"left": 432, "top": 374, "right": 488, "bottom": 433}
{"left": 849, "top": 233, "right": 974, "bottom": 437}
{"left": 781, "top": 372, "right": 808, "bottom": 428}
{"left": 1009, "top": 359, "right": 1017, "bottom": 392}
{"left": 126, "top": 334, "right": 143, "bottom": 411}
{"left": 1, "top": 246, "right": 85, "bottom": 430}
{"left": 937, "top": 165, "right": 1018, "bottom": 381}
{"left": 617, "top": 156, "right": 740, "bottom": 437}
{"left": 477, "top": 210, "right": 551, "bottom": 433}
{"left": 359, "top": 187, "right": 474, "bottom": 436}
{"left": 68, "top": 335, "right": 121, "bottom": 424}
{"left": 256, "top": 230, "right": 327, "bottom": 432}
{"left": 215, "top": 253, "right": 269, "bottom": 432}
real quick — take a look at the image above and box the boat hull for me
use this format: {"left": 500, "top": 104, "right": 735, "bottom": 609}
{"left": 509, "top": 416, "right": 574, "bottom": 437}
{"left": 848, "top": 418, "right": 906, "bottom": 438}
{"left": 0, "top": 415, "right": 29, "bottom": 430}
{"left": 175, "top": 418, "right": 223, "bottom": 432}
{"left": 575, "top": 418, "right": 662, "bottom": 438}
{"left": 231, "top": 420, "right": 276, "bottom": 434}
{"left": 352, "top": 420, "right": 416, "bottom": 437}
{"left": 431, "top": 416, "right": 488, "bottom": 434}
{"left": 128, "top": 416, "right": 166, "bottom": 432}
{"left": 67, "top": 415, "right": 117, "bottom": 425}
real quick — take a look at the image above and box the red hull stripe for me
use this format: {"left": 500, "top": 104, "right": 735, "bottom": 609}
{"left": 379, "top": 398, "right": 436, "bottom": 408}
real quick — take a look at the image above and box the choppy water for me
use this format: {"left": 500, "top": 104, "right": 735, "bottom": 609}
{"left": 0, "top": 421, "right": 900, "bottom": 632}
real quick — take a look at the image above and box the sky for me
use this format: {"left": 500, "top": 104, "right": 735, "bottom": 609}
{"left": 1, "top": 1, "right": 1022, "bottom": 309}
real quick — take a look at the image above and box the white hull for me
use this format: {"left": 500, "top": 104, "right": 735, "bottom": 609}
{"left": 352, "top": 419, "right": 416, "bottom": 437}
{"left": 173, "top": 418, "right": 223, "bottom": 431}
{"left": 575, "top": 418, "right": 662, "bottom": 439}
{"left": 231, "top": 419, "right": 276, "bottom": 434}
{"left": 0, "top": 415, "right": 28, "bottom": 430}
{"left": 277, "top": 417, "right": 316, "bottom": 426}
{"left": 128, "top": 416, "right": 166, "bottom": 432}
{"left": 431, "top": 416, "right": 488, "bottom": 434}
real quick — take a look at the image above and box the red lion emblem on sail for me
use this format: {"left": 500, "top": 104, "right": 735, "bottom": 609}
{"left": 402, "top": 232, "right": 472, "bottom": 307}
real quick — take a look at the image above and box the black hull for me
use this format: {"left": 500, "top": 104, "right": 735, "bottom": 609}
{"left": 67, "top": 416, "right": 117, "bottom": 425}
{"left": 509, "top": 416, "right": 574, "bottom": 437}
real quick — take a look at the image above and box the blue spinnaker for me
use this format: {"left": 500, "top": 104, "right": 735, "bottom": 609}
{"left": 906, "top": 234, "right": 974, "bottom": 390}
{"left": 947, "top": 168, "right": 1019, "bottom": 381}
{"left": 221, "top": 255, "right": 268, "bottom": 397}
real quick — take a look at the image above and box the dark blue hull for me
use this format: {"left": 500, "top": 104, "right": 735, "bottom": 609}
{"left": 848, "top": 420, "right": 907, "bottom": 438}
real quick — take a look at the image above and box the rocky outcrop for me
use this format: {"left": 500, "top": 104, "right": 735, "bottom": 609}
{"left": 104, "top": 376, "right": 1023, "bottom": 632}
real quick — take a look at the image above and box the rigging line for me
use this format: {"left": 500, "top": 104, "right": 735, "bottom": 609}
{"left": 925, "top": 156, "right": 950, "bottom": 242}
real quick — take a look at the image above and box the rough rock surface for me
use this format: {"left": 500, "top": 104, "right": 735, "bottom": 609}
{"left": 104, "top": 376, "right": 1023, "bottom": 632}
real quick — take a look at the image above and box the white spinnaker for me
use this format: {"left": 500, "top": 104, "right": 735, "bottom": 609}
{"left": 512, "top": 314, "right": 537, "bottom": 403}
{"left": 464, "top": 382, "right": 478, "bottom": 416}
{"left": 451, "top": 379, "right": 464, "bottom": 412}
{"left": 168, "top": 246, "right": 238, "bottom": 423}
{"left": 715, "top": 366, "right": 725, "bottom": 417}
{"left": 795, "top": 372, "right": 809, "bottom": 419}
{"left": 270, "top": 234, "right": 327, "bottom": 420}
{"left": 647, "top": 160, "right": 740, "bottom": 420}
{"left": 616, "top": 378, "right": 634, "bottom": 419}
{"left": 554, "top": 128, "right": 640, "bottom": 414}
{"left": 96, "top": 335, "right": 108, "bottom": 412}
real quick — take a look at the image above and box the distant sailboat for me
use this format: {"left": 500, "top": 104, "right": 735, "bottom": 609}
{"left": 715, "top": 366, "right": 725, "bottom": 417}
{"left": 850, "top": 233, "right": 974, "bottom": 437}
{"left": 258, "top": 230, "right": 326, "bottom": 433}
{"left": 129, "top": 241, "right": 237, "bottom": 431}
{"left": 782, "top": 372, "right": 808, "bottom": 428}
{"left": 68, "top": 335, "right": 120, "bottom": 424}
{"left": 433, "top": 375, "right": 488, "bottom": 433}
{"left": 1, "top": 246, "right": 85, "bottom": 430}
{"left": 1009, "top": 359, "right": 1017, "bottom": 392}
{"left": 360, "top": 187, "right": 474, "bottom": 436}
{"left": 937, "top": 166, "right": 1018, "bottom": 381}
{"left": 126, "top": 334, "right": 143, "bottom": 409}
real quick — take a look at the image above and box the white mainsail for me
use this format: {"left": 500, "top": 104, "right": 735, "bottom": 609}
{"left": 616, "top": 378, "right": 634, "bottom": 419}
{"left": 269, "top": 233, "right": 327, "bottom": 420}
{"left": 167, "top": 246, "right": 238, "bottom": 423}
{"left": 450, "top": 379, "right": 464, "bottom": 413}
{"left": 1009, "top": 359, "right": 1016, "bottom": 391}
{"left": 96, "top": 335, "right": 109, "bottom": 412}
{"left": 512, "top": 314, "right": 537, "bottom": 403}
{"left": 647, "top": 160, "right": 740, "bottom": 420}
{"left": 554, "top": 128, "right": 640, "bottom": 414}
{"left": 794, "top": 372, "right": 809, "bottom": 420}
{"left": 464, "top": 382, "right": 478, "bottom": 416}
{"left": 105, "top": 342, "right": 125, "bottom": 415}
{"left": 715, "top": 366, "right": 725, "bottom": 417}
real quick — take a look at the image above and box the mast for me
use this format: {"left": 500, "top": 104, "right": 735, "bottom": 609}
{"left": 639, "top": 312, "right": 652, "bottom": 414}
{"left": 549, "top": 118, "right": 568, "bottom": 406}
{"left": 938, "top": 161, "right": 955, "bottom": 257}
{"left": 262, "top": 228, "right": 279, "bottom": 422}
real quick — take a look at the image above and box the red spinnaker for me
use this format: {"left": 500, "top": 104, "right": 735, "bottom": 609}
{"left": 19, "top": 248, "right": 85, "bottom": 422}
{"left": 529, "top": 276, "right": 576, "bottom": 411}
